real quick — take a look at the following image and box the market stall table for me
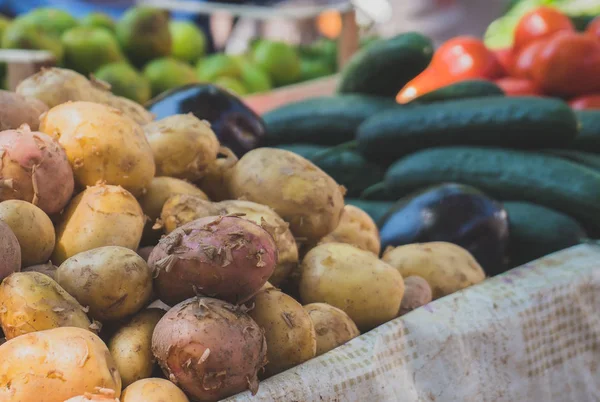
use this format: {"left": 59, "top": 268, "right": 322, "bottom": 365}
{"left": 226, "top": 245, "right": 600, "bottom": 401}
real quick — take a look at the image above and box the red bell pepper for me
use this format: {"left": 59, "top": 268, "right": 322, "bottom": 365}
{"left": 397, "top": 36, "right": 503, "bottom": 104}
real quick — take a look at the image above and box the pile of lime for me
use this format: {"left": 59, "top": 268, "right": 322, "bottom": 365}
{"left": 0, "top": 7, "right": 377, "bottom": 101}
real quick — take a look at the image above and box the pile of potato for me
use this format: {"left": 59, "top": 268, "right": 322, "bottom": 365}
{"left": 0, "top": 67, "right": 487, "bottom": 402}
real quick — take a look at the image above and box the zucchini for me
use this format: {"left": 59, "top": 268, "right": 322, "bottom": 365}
{"left": 262, "top": 95, "right": 398, "bottom": 146}
{"left": 274, "top": 144, "right": 384, "bottom": 197}
{"left": 344, "top": 199, "right": 394, "bottom": 226}
{"left": 410, "top": 79, "right": 504, "bottom": 104}
{"left": 337, "top": 32, "right": 434, "bottom": 98}
{"left": 377, "top": 146, "right": 600, "bottom": 231}
{"left": 569, "top": 110, "right": 600, "bottom": 153}
{"left": 356, "top": 96, "right": 578, "bottom": 162}
{"left": 542, "top": 149, "right": 600, "bottom": 171}
{"left": 504, "top": 202, "right": 587, "bottom": 268}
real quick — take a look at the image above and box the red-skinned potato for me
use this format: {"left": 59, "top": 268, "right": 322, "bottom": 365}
{"left": 160, "top": 195, "right": 298, "bottom": 287}
{"left": 52, "top": 184, "right": 145, "bottom": 265}
{"left": 39, "top": 101, "right": 155, "bottom": 197}
{"left": 121, "top": 378, "right": 190, "bottom": 402}
{"left": 0, "top": 90, "right": 48, "bottom": 131}
{"left": 0, "top": 220, "right": 20, "bottom": 281}
{"left": 0, "top": 327, "right": 122, "bottom": 402}
{"left": 0, "top": 125, "right": 74, "bottom": 215}
{"left": 149, "top": 215, "right": 277, "bottom": 306}
{"left": 152, "top": 297, "right": 267, "bottom": 401}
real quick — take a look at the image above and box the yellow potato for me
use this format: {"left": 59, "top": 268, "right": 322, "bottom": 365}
{"left": 137, "top": 176, "right": 208, "bottom": 245}
{"left": 64, "top": 389, "right": 119, "bottom": 401}
{"left": 121, "top": 378, "right": 190, "bottom": 402}
{"left": 300, "top": 243, "right": 404, "bottom": 331}
{"left": 0, "top": 271, "right": 92, "bottom": 340}
{"left": 143, "top": 114, "right": 220, "bottom": 181}
{"left": 22, "top": 261, "right": 58, "bottom": 280}
{"left": 248, "top": 288, "right": 316, "bottom": 377}
{"left": 108, "top": 309, "right": 164, "bottom": 387}
{"left": 39, "top": 101, "right": 155, "bottom": 197}
{"left": 319, "top": 204, "right": 380, "bottom": 255}
{"left": 0, "top": 327, "right": 122, "bottom": 402}
{"left": 0, "top": 200, "right": 55, "bottom": 266}
{"left": 196, "top": 146, "right": 237, "bottom": 201}
{"left": 382, "top": 242, "right": 486, "bottom": 300}
{"left": 52, "top": 184, "right": 145, "bottom": 265}
{"left": 56, "top": 246, "right": 153, "bottom": 321}
{"left": 228, "top": 148, "right": 345, "bottom": 244}
{"left": 16, "top": 67, "right": 153, "bottom": 125}
{"left": 161, "top": 195, "right": 298, "bottom": 286}
{"left": 304, "top": 303, "right": 360, "bottom": 356}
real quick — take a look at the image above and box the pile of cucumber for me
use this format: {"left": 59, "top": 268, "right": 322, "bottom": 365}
{"left": 260, "top": 32, "right": 600, "bottom": 270}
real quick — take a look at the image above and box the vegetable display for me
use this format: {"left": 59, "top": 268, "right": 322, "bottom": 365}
{"left": 0, "top": 7, "right": 597, "bottom": 401}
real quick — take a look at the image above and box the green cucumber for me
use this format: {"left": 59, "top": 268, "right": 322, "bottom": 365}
{"left": 569, "top": 110, "right": 600, "bottom": 153}
{"left": 356, "top": 96, "right": 579, "bottom": 163}
{"left": 409, "top": 79, "right": 504, "bottom": 104}
{"left": 504, "top": 202, "right": 587, "bottom": 268}
{"left": 274, "top": 144, "right": 384, "bottom": 197}
{"left": 337, "top": 32, "right": 434, "bottom": 98}
{"left": 542, "top": 149, "right": 600, "bottom": 171}
{"left": 376, "top": 146, "right": 600, "bottom": 231}
{"left": 262, "top": 95, "right": 398, "bottom": 146}
{"left": 344, "top": 199, "right": 394, "bottom": 226}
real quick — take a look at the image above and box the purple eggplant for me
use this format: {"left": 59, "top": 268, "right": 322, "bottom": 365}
{"left": 379, "top": 183, "right": 509, "bottom": 276}
{"left": 145, "top": 83, "right": 266, "bottom": 157}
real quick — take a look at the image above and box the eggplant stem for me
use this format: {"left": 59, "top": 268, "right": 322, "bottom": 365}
{"left": 311, "top": 140, "right": 358, "bottom": 163}
{"left": 360, "top": 182, "right": 386, "bottom": 200}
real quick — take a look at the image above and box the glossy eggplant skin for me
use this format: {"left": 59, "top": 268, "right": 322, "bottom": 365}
{"left": 145, "top": 83, "right": 266, "bottom": 156}
{"left": 379, "top": 183, "right": 509, "bottom": 276}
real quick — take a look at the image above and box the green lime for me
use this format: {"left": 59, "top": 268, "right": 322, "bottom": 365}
{"left": 240, "top": 62, "right": 272, "bottom": 93}
{"left": 253, "top": 40, "right": 301, "bottom": 87}
{"left": 0, "top": 15, "right": 10, "bottom": 39}
{"left": 117, "top": 7, "right": 171, "bottom": 67}
{"left": 81, "top": 12, "right": 116, "bottom": 32}
{"left": 196, "top": 53, "right": 241, "bottom": 82}
{"left": 143, "top": 57, "right": 199, "bottom": 97}
{"left": 169, "top": 21, "right": 206, "bottom": 64}
{"left": 299, "top": 58, "right": 334, "bottom": 82}
{"left": 95, "top": 62, "right": 151, "bottom": 105}
{"left": 62, "top": 26, "right": 123, "bottom": 75}
{"left": 15, "top": 8, "right": 77, "bottom": 36}
{"left": 2, "top": 23, "right": 64, "bottom": 63}
{"left": 214, "top": 76, "right": 248, "bottom": 96}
